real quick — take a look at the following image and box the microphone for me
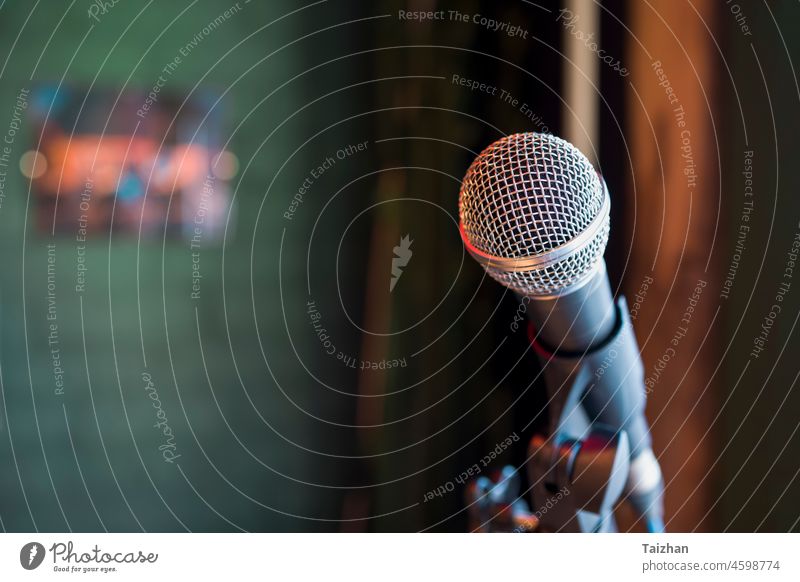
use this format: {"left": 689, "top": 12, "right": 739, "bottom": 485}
{"left": 459, "top": 132, "right": 664, "bottom": 532}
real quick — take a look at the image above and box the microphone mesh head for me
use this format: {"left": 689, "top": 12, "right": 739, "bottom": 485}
{"left": 459, "top": 133, "right": 610, "bottom": 296}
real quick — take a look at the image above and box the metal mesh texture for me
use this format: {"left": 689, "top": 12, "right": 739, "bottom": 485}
{"left": 459, "top": 132, "right": 609, "bottom": 296}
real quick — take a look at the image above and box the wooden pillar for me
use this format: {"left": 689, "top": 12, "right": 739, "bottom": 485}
{"left": 625, "top": 0, "right": 720, "bottom": 531}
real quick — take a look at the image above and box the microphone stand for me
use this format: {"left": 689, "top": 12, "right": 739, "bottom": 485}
{"left": 465, "top": 295, "right": 665, "bottom": 533}
{"left": 525, "top": 294, "right": 664, "bottom": 532}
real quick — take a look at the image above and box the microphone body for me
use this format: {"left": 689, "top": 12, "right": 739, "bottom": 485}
{"left": 458, "top": 132, "right": 664, "bottom": 532}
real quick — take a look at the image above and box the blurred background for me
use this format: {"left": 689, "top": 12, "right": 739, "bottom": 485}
{"left": 0, "top": 0, "right": 798, "bottom": 532}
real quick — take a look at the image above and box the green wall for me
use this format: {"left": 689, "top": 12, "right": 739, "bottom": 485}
{"left": 0, "top": 0, "right": 356, "bottom": 532}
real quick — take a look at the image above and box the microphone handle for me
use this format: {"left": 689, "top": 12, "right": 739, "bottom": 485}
{"left": 525, "top": 262, "right": 651, "bottom": 454}
{"left": 525, "top": 262, "right": 616, "bottom": 353}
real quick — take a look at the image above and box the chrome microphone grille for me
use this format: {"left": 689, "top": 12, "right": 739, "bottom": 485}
{"left": 458, "top": 132, "right": 610, "bottom": 297}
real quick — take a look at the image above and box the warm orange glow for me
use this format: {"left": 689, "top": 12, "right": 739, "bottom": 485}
{"left": 35, "top": 134, "right": 213, "bottom": 197}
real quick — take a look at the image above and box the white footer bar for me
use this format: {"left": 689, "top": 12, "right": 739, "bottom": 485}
{"left": 1, "top": 533, "right": 797, "bottom": 581}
